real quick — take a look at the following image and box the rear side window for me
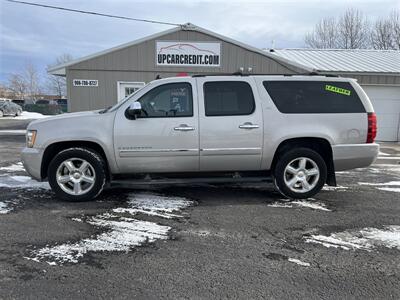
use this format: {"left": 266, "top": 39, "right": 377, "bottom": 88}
{"left": 263, "top": 81, "right": 365, "bottom": 113}
{"left": 204, "top": 81, "right": 255, "bottom": 116}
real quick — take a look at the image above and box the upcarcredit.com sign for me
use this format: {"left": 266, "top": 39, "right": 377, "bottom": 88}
{"left": 156, "top": 41, "right": 221, "bottom": 67}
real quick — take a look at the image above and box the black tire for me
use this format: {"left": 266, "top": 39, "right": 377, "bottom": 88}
{"left": 48, "top": 147, "right": 106, "bottom": 201}
{"left": 273, "top": 147, "right": 327, "bottom": 199}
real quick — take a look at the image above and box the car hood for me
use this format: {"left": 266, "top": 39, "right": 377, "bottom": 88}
{"left": 27, "top": 110, "right": 101, "bottom": 129}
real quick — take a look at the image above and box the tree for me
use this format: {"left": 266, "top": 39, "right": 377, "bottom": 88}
{"left": 305, "top": 8, "right": 370, "bottom": 49}
{"left": 24, "top": 63, "right": 41, "bottom": 101}
{"left": 305, "top": 17, "right": 337, "bottom": 48}
{"left": 7, "top": 73, "right": 28, "bottom": 100}
{"left": 371, "top": 9, "right": 400, "bottom": 50}
{"left": 337, "top": 9, "right": 370, "bottom": 49}
{"left": 46, "top": 54, "right": 73, "bottom": 98}
{"left": 389, "top": 10, "right": 400, "bottom": 49}
{"left": 6, "top": 63, "right": 42, "bottom": 101}
{"left": 371, "top": 18, "right": 395, "bottom": 50}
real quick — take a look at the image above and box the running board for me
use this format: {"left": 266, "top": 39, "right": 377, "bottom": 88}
{"left": 110, "top": 176, "right": 272, "bottom": 188}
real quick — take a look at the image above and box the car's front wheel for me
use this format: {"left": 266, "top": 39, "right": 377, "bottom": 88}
{"left": 48, "top": 148, "right": 106, "bottom": 201}
{"left": 273, "top": 148, "right": 327, "bottom": 199}
{"left": 16, "top": 109, "right": 22, "bottom": 116}
{"left": 0, "top": 110, "right": 3, "bottom": 117}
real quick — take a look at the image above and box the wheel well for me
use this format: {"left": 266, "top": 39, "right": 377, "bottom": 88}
{"left": 271, "top": 137, "right": 336, "bottom": 186}
{"left": 41, "top": 141, "right": 110, "bottom": 180}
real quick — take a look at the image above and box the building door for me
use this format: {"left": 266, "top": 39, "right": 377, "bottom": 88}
{"left": 113, "top": 79, "right": 199, "bottom": 173}
{"left": 117, "top": 81, "right": 145, "bottom": 101}
{"left": 196, "top": 77, "right": 264, "bottom": 171}
{"left": 362, "top": 85, "right": 400, "bottom": 142}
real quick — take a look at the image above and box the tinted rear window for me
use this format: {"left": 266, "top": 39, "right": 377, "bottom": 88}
{"left": 204, "top": 81, "right": 255, "bottom": 116}
{"left": 263, "top": 81, "right": 365, "bottom": 113}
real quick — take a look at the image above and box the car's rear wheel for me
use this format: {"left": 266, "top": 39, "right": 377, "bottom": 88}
{"left": 48, "top": 148, "right": 106, "bottom": 201}
{"left": 273, "top": 148, "right": 327, "bottom": 199}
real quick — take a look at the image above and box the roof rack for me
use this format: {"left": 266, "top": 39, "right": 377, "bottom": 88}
{"left": 191, "top": 72, "right": 339, "bottom": 77}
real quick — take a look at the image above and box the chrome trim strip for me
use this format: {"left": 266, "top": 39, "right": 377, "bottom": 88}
{"left": 119, "top": 148, "right": 199, "bottom": 157}
{"left": 200, "top": 147, "right": 262, "bottom": 156}
{"left": 201, "top": 148, "right": 261, "bottom": 151}
{"left": 120, "top": 149, "right": 198, "bottom": 153}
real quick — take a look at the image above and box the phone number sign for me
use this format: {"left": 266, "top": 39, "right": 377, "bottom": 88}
{"left": 73, "top": 79, "right": 98, "bottom": 87}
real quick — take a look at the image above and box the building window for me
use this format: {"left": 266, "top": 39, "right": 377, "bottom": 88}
{"left": 117, "top": 81, "right": 146, "bottom": 101}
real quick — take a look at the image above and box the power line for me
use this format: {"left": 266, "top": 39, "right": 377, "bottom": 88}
{"left": 5, "top": 0, "right": 182, "bottom": 27}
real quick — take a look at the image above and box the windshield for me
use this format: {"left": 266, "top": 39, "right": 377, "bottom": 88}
{"left": 100, "top": 83, "right": 149, "bottom": 113}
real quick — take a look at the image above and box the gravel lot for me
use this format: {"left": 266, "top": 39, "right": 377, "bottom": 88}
{"left": 1, "top": 120, "right": 400, "bottom": 299}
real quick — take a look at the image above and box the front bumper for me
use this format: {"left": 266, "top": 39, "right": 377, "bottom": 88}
{"left": 21, "top": 147, "right": 44, "bottom": 181}
{"left": 332, "top": 143, "right": 379, "bottom": 171}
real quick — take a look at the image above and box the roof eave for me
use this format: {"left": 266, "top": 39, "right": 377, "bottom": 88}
{"left": 47, "top": 23, "right": 312, "bottom": 75}
{"left": 48, "top": 67, "right": 66, "bottom": 76}
{"left": 47, "top": 25, "right": 184, "bottom": 75}
{"left": 318, "top": 70, "right": 400, "bottom": 76}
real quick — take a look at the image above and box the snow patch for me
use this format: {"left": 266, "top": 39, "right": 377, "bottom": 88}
{"left": 32, "top": 216, "right": 170, "bottom": 264}
{"left": 0, "top": 162, "right": 25, "bottom": 172}
{"left": 378, "top": 151, "right": 390, "bottom": 156}
{"left": 292, "top": 200, "right": 331, "bottom": 211}
{"left": 358, "top": 181, "right": 400, "bottom": 186}
{"left": 114, "top": 193, "right": 193, "bottom": 219}
{"left": 268, "top": 199, "right": 331, "bottom": 211}
{"left": 288, "top": 258, "right": 310, "bottom": 267}
{"left": 0, "top": 175, "right": 49, "bottom": 189}
{"left": 27, "top": 193, "right": 193, "bottom": 265}
{"left": 267, "top": 202, "right": 293, "bottom": 208}
{"left": 0, "top": 201, "right": 13, "bottom": 214}
{"left": 305, "top": 225, "right": 400, "bottom": 251}
{"left": 358, "top": 181, "right": 400, "bottom": 193}
{"left": 322, "top": 185, "right": 348, "bottom": 191}
{"left": 15, "top": 111, "right": 49, "bottom": 119}
{"left": 377, "top": 187, "right": 400, "bottom": 193}
{"left": 377, "top": 156, "right": 400, "bottom": 160}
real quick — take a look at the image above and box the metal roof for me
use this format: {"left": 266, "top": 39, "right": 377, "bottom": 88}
{"left": 268, "top": 48, "right": 400, "bottom": 74}
{"left": 48, "top": 23, "right": 310, "bottom": 76}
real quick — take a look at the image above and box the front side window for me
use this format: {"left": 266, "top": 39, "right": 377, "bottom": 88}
{"left": 137, "top": 83, "right": 193, "bottom": 118}
{"left": 263, "top": 81, "right": 365, "bottom": 114}
{"left": 204, "top": 81, "right": 255, "bottom": 116}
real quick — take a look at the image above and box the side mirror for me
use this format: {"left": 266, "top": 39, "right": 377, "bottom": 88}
{"left": 127, "top": 102, "right": 142, "bottom": 119}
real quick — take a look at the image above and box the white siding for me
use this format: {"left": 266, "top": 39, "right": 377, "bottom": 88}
{"left": 362, "top": 85, "right": 400, "bottom": 142}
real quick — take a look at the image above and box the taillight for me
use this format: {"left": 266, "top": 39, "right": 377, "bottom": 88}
{"left": 367, "top": 112, "right": 377, "bottom": 143}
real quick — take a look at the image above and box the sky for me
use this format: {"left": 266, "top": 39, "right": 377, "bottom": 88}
{"left": 0, "top": 0, "right": 399, "bottom": 83}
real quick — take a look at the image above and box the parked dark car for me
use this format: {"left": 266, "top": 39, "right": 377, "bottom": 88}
{"left": 0, "top": 100, "right": 22, "bottom": 117}
{"left": 12, "top": 99, "right": 25, "bottom": 107}
{"left": 24, "top": 99, "right": 63, "bottom": 115}
{"left": 56, "top": 99, "right": 68, "bottom": 112}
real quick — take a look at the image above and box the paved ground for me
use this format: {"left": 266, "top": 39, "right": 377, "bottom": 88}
{"left": 0, "top": 120, "right": 399, "bottom": 299}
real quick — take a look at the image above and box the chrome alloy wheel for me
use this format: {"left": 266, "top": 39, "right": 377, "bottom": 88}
{"left": 283, "top": 157, "right": 320, "bottom": 193}
{"left": 56, "top": 158, "right": 96, "bottom": 196}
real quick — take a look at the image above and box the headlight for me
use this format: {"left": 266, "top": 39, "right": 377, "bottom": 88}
{"left": 26, "top": 130, "right": 37, "bottom": 148}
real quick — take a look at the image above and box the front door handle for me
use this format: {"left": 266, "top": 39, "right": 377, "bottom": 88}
{"left": 174, "top": 124, "right": 195, "bottom": 131}
{"left": 239, "top": 122, "right": 259, "bottom": 129}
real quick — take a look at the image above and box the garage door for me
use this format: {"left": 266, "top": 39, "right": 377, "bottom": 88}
{"left": 362, "top": 85, "right": 400, "bottom": 142}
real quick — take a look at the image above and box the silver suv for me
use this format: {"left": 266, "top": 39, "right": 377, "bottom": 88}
{"left": 21, "top": 75, "right": 379, "bottom": 201}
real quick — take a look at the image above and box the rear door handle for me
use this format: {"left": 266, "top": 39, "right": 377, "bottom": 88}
{"left": 174, "top": 124, "right": 195, "bottom": 131}
{"left": 239, "top": 122, "right": 259, "bottom": 129}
